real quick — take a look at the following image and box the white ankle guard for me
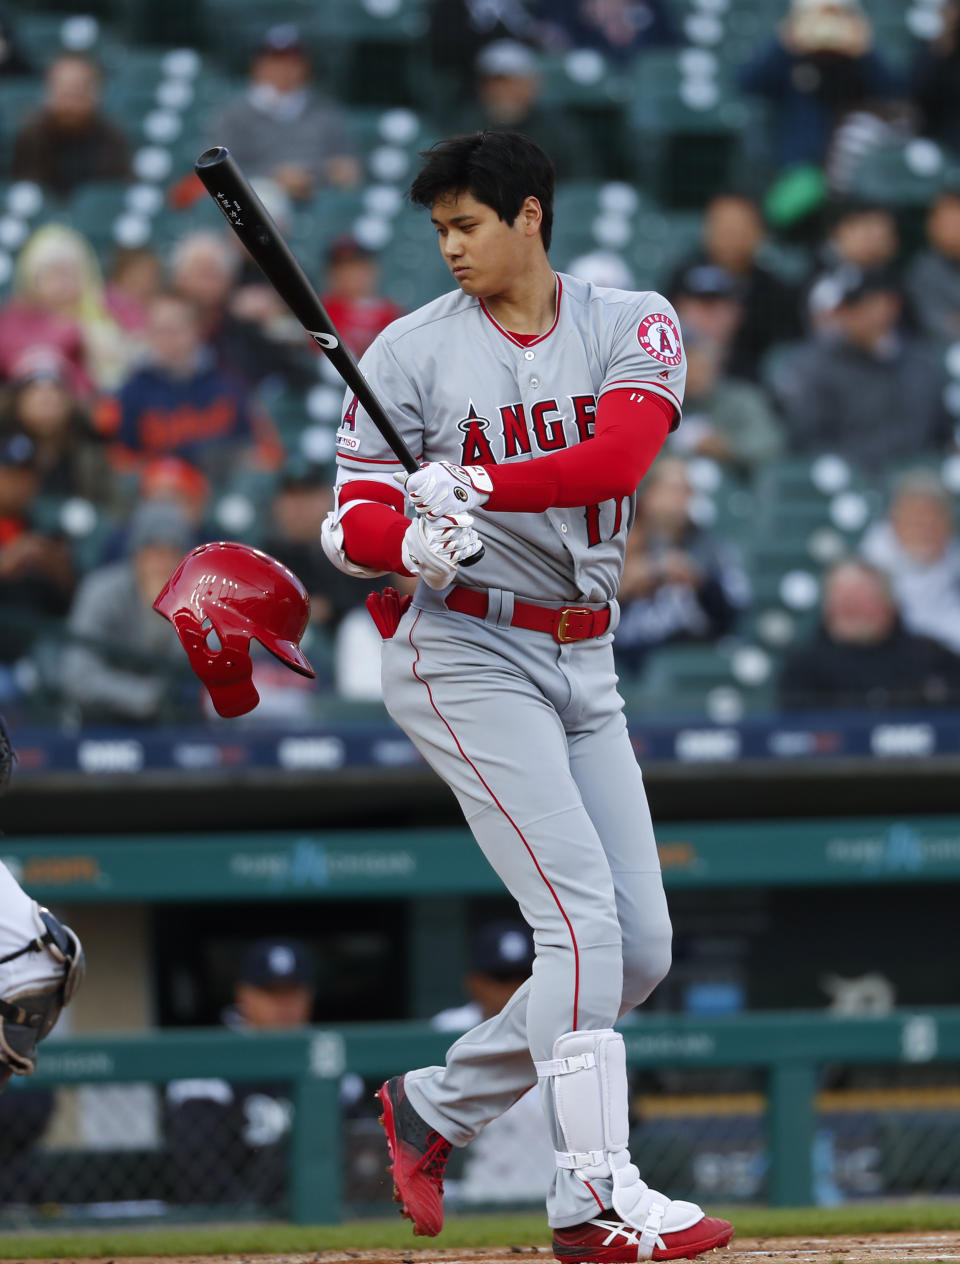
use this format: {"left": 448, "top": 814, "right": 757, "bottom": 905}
{"left": 536, "top": 1029, "right": 702, "bottom": 1258}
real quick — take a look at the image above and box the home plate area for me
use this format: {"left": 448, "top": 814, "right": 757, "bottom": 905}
{"left": 19, "top": 1234, "right": 960, "bottom": 1264}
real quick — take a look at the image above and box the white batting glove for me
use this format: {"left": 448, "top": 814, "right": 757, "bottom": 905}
{"left": 401, "top": 513, "right": 483, "bottom": 590}
{"left": 396, "top": 462, "right": 494, "bottom": 518}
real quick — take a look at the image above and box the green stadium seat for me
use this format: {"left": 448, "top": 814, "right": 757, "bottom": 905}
{"left": 0, "top": 79, "right": 43, "bottom": 153}
{"left": 625, "top": 640, "right": 777, "bottom": 720}
{"left": 66, "top": 180, "right": 132, "bottom": 251}
{"left": 539, "top": 52, "right": 632, "bottom": 111}
{"left": 849, "top": 143, "right": 960, "bottom": 208}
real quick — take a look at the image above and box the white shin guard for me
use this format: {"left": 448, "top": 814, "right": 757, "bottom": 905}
{"left": 536, "top": 1029, "right": 703, "bottom": 1258}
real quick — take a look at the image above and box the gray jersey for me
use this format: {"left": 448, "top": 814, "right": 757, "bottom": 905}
{"left": 335, "top": 273, "right": 685, "bottom": 603}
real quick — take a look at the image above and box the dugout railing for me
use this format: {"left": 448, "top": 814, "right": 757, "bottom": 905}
{"left": 6, "top": 1008, "right": 960, "bottom": 1222}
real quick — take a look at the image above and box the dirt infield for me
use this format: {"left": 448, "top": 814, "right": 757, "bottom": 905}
{"left": 14, "top": 1232, "right": 960, "bottom": 1264}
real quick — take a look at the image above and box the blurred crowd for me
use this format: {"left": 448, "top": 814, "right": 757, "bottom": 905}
{"left": 1, "top": 0, "right": 960, "bottom": 726}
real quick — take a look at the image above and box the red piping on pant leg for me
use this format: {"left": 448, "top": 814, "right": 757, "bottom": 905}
{"left": 408, "top": 609, "right": 581, "bottom": 1029}
{"left": 583, "top": 1181, "right": 605, "bottom": 1211}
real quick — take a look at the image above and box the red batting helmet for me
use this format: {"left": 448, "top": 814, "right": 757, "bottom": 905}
{"left": 154, "top": 541, "right": 315, "bottom": 717}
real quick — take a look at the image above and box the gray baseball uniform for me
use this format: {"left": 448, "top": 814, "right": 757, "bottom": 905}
{"left": 335, "top": 274, "right": 684, "bottom": 1228}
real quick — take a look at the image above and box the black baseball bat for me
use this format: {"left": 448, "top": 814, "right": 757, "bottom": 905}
{"left": 194, "top": 147, "right": 482, "bottom": 565}
{"left": 196, "top": 145, "right": 418, "bottom": 473}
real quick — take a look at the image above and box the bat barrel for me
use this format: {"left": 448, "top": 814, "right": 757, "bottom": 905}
{"left": 193, "top": 146, "right": 484, "bottom": 564}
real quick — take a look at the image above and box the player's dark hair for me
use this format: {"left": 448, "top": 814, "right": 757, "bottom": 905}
{"left": 409, "top": 131, "right": 555, "bottom": 252}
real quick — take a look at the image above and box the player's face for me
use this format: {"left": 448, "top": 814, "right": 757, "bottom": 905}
{"left": 431, "top": 192, "right": 536, "bottom": 299}
{"left": 236, "top": 981, "right": 314, "bottom": 1029}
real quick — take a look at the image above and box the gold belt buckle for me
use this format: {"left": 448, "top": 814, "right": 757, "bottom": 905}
{"left": 556, "top": 607, "right": 591, "bottom": 643}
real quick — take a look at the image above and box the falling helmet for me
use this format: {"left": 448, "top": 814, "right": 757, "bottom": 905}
{"left": 154, "top": 541, "right": 315, "bottom": 717}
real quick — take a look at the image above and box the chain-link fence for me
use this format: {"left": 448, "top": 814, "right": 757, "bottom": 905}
{"left": 4, "top": 1062, "right": 960, "bottom": 1225}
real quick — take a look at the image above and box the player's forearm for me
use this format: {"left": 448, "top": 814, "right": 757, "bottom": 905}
{"left": 483, "top": 390, "right": 673, "bottom": 513}
{"left": 339, "top": 497, "right": 412, "bottom": 574}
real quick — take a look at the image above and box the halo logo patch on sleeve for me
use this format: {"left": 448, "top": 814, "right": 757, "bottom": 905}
{"left": 637, "top": 313, "right": 683, "bottom": 366}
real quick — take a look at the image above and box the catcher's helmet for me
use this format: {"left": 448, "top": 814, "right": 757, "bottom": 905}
{"left": 154, "top": 541, "right": 315, "bottom": 717}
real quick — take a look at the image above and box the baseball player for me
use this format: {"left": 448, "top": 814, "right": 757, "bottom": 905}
{"left": 0, "top": 716, "right": 85, "bottom": 1089}
{"left": 320, "top": 131, "right": 733, "bottom": 1262}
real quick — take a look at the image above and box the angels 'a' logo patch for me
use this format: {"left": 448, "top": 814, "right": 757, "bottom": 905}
{"left": 637, "top": 313, "right": 682, "bottom": 367}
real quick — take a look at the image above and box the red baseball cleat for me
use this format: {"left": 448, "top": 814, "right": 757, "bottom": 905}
{"left": 377, "top": 1075, "right": 452, "bottom": 1237}
{"left": 553, "top": 1210, "right": 734, "bottom": 1262}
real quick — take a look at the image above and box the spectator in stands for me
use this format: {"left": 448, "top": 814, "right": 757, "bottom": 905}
{"left": 207, "top": 24, "right": 360, "bottom": 202}
{"left": 106, "top": 246, "right": 162, "bottom": 335}
{"left": 166, "top": 938, "right": 317, "bottom": 1206}
{"left": 905, "top": 185, "right": 960, "bottom": 342}
{"left": 770, "top": 266, "right": 953, "bottom": 471}
{"left": 261, "top": 467, "right": 371, "bottom": 636}
{"left": 99, "top": 455, "right": 209, "bottom": 565}
{"left": 545, "top": 0, "right": 676, "bottom": 61}
{"left": 100, "top": 291, "right": 281, "bottom": 483}
{"left": 0, "top": 225, "right": 136, "bottom": 395}
{"left": 669, "top": 264, "right": 745, "bottom": 375}
{"left": 779, "top": 558, "right": 960, "bottom": 709}
{"left": 170, "top": 231, "right": 316, "bottom": 391}
{"left": 739, "top": 0, "right": 902, "bottom": 169}
{"left": 817, "top": 201, "right": 900, "bottom": 273}
{"left": 0, "top": 346, "right": 112, "bottom": 506}
{"left": 60, "top": 500, "right": 194, "bottom": 723}
{"left": 860, "top": 470, "right": 960, "bottom": 656}
{"left": 139, "top": 456, "right": 210, "bottom": 532}
{"left": 668, "top": 330, "right": 783, "bottom": 481}
{"left": 432, "top": 921, "right": 555, "bottom": 1208}
{"left": 0, "top": 4, "right": 33, "bottom": 76}
{"left": 806, "top": 201, "right": 901, "bottom": 329}
{"left": 11, "top": 53, "right": 131, "bottom": 199}
{"left": 912, "top": 0, "right": 960, "bottom": 155}
{"left": 0, "top": 434, "right": 74, "bottom": 673}
{"left": 670, "top": 193, "right": 803, "bottom": 380}
{"left": 319, "top": 235, "right": 404, "bottom": 360}
{"left": 427, "top": 0, "right": 548, "bottom": 103}
{"left": 614, "top": 457, "right": 750, "bottom": 675}
{"left": 453, "top": 41, "right": 599, "bottom": 180}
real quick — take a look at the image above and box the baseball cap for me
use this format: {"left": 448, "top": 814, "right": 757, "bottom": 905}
{"left": 326, "top": 234, "right": 374, "bottom": 266}
{"left": 821, "top": 264, "right": 900, "bottom": 309}
{"left": 476, "top": 39, "right": 538, "bottom": 78}
{"left": 140, "top": 456, "right": 210, "bottom": 505}
{"left": 469, "top": 921, "right": 534, "bottom": 979}
{"left": 0, "top": 432, "right": 37, "bottom": 469}
{"left": 240, "top": 938, "right": 316, "bottom": 988}
{"left": 673, "top": 263, "right": 742, "bottom": 301}
{"left": 257, "top": 23, "right": 307, "bottom": 56}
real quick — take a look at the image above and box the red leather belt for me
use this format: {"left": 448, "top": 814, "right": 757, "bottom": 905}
{"left": 445, "top": 585, "right": 611, "bottom": 644}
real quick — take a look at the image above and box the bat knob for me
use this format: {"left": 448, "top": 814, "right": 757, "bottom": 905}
{"left": 196, "top": 146, "right": 229, "bottom": 170}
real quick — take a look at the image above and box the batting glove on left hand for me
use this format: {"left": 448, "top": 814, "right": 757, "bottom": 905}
{"left": 396, "top": 462, "right": 494, "bottom": 518}
{"left": 401, "top": 512, "right": 483, "bottom": 589}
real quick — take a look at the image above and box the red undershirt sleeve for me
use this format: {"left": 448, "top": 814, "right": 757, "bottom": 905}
{"left": 338, "top": 389, "right": 673, "bottom": 569}
{"left": 338, "top": 479, "right": 413, "bottom": 575}
{"left": 484, "top": 388, "right": 673, "bottom": 513}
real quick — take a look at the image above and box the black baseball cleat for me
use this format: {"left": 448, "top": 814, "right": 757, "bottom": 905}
{"left": 377, "top": 1074, "right": 452, "bottom": 1237}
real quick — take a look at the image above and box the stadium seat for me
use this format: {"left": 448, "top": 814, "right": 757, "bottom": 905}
{"left": 627, "top": 641, "right": 777, "bottom": 721}
{"left": 849, "top": 143, "right": 960, "bottom": 208}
